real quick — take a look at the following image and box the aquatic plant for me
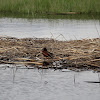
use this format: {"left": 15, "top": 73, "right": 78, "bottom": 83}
{"left": 0, "top": 0, "right": 100, "bottom": 14}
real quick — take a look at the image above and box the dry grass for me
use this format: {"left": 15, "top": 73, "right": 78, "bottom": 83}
{"left": 0, "top": 37, "right": 100, "bottom": 71}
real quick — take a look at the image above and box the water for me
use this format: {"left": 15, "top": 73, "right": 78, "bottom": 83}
{"left": 0, "top": 65, "right": 100, "bottom": 100}
{"left": 0, "top": 15, "right": 100, "bottom": 100}
{"left": 0, "top": 17, "right": 100, "bottom": 40}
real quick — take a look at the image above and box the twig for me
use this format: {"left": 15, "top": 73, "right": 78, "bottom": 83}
{"left": 86, "top": 63, "right": 100, "bottom": 68}
{"left": 92, "top": 15, "right": 100, "bottom": 38}
{"left": 0, "top": 60, "right": 42, "bottom": 65}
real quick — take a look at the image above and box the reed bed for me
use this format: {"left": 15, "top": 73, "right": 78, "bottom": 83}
{"left": 0, "top": 37, "right": 100, "bottom": 72}
{"left": 0, "top": 0, "right": 100, "bottom": 14}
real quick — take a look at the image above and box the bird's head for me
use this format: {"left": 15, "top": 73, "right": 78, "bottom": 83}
{"left": 42, "top": 47, "right": 47, "bottom": 51}
{"left": 42, "top": 48, "right": 47, "bottom": 51}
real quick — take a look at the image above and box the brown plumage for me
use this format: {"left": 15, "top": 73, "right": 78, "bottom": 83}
{"left": 42, "top": 48, "right": 53, "bottom": 58}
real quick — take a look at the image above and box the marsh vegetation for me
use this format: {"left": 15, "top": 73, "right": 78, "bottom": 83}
{"left": 0, "top": 37, "right": 100, "bottom": 71}
{"left": 0, "top": 0, "right": 100, "bottom": 14}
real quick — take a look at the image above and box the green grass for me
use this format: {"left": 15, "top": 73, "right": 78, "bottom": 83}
{"left": 0, "top": 0, "right": 100, "bottom": 14}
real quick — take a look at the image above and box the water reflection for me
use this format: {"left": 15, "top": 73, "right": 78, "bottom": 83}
{"left": 0, "top": 67, "right": 100, "bottom": 100}
{"left": 0, "top": 12, "right": 100, "bottom": 20}
{"left": 0, "top": 17, "right": 100, "bottom": 40}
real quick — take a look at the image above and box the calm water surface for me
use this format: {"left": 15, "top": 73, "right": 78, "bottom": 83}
{"left": 0, "top": 17, "right": 100, "bottom": 40}
{"left": 0, "top": 65, "right": 100, "bottom": 100}
{"left": 0, "top": 16, "right": 100, "bottom": 100}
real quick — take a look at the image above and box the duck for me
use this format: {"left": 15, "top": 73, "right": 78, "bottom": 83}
{"left": 42, "top": 47, "right": 53, "bottom": 58}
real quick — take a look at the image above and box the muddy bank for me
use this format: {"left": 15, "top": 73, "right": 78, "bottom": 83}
{"left": 0, "top": 37, "right": 100, "bottom": 71}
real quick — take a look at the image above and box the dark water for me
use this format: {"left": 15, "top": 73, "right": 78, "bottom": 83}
{"left": 0, "top": 65, "right": 100, "bottom": 100}
{"left": 0, "top": 14, "right": 100, "bottom": 40}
